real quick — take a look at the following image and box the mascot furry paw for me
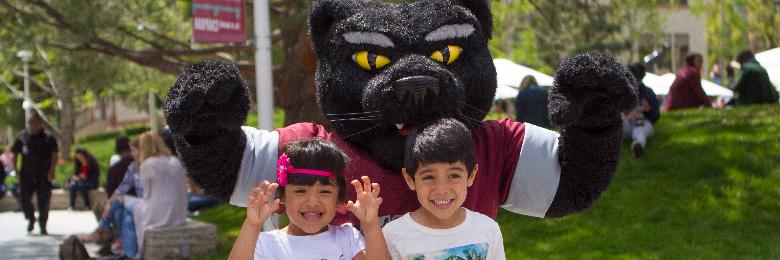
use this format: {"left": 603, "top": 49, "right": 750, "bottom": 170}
{"left": 164, "top": 0, "right": 637, "bottom": 223}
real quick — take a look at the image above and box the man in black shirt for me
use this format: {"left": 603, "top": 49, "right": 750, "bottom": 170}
{"left": 11, "top": 113, "right": 58, "bottom": 235}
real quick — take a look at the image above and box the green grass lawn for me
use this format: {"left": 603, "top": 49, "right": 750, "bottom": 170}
{"left": 23, "top": 105, "right": 776, "bottom": 259}
{"left": 498, "top": 104, "right": 780, "bottom": 259}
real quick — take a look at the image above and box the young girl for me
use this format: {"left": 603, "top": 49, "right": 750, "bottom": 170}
{"left": 229, "top": 138, "right": 390, "bottom": 260}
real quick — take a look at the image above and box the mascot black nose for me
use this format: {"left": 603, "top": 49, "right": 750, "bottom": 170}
{"left": 393, "top": 76, "right": 440, "bottom": 108}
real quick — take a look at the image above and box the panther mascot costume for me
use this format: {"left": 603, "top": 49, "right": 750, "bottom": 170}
{"left": 163, "top": 0, "right": 637, "bottom": 226}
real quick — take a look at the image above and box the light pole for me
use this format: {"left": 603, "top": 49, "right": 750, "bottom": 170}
{"left": 776, "top": 0, "right": 780, "bottom": 44}
{"left": 16, "top": 50, "right": 33, "bottom": 123}
{"left": 254, "top": 0, "right": 274, "bottom": 131}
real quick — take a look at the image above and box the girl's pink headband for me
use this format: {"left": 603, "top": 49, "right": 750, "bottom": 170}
{"left": 276, "top": 153, "right": 336, "bottom": 186}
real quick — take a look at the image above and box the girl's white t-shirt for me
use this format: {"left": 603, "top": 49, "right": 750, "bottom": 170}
{"left": 254, "top": 223, "right": 366, "bottom": 260}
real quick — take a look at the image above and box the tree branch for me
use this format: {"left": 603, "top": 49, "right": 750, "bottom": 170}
{"left": 116, "top": 26, "right": 167, "bottom": 50}
{"left": 0, "top": 79, "right": 60, "bottom": 136}
{"left": 130, "top": 20, "right": 191, "bottom": 48}
{"left": 0, "top": 0, "right": 60, "bottom": 28}
{"left": 8, "top": 0, "right": 259, "bottom": 78}
{"left": 1, "top": 79, "right": 25, "bottom": 99}
{"left": 12, "top": 70, "right": 54, "bottom": 94}
{"left": 27, "top": 0, "right": 72, "bottom": 28}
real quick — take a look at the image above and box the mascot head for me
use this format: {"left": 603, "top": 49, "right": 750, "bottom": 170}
{"left": 309, "top": 0, "right": 496, "bottom": 170}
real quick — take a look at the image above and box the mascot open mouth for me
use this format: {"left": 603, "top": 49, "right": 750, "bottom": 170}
{"left": 394, "top": 123, "right": 414, "bottom": 136}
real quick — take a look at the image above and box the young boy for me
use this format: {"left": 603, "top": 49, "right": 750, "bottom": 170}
{"left": 382, "top": 118, "right": 506, "bottom": 259}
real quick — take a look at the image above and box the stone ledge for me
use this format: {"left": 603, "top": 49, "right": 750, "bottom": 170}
{"left": 0, "top": 188, "right": 107, "bottom": 212}
{"left": 143, "top": 219, "right": 218, "bottom": 259}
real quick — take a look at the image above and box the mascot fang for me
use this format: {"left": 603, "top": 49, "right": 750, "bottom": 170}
{"left": 163, "top": 0, "right": 637, "bottom": 225}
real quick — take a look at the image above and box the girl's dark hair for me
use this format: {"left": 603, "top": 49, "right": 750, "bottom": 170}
{"left": 685, "top": 53, "right": 702, "bottom": 67}
{"left": 276, "top": 138, "right": 348, "bottom": 202}
{"left": 404, "top": 118, "right": 476, "bottom": 179}
{"left": 73, "top": 148, "right": 99, "bottom": 174}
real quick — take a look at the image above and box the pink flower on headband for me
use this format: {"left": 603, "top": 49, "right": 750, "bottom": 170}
{"left": 276, "top": 153, "right": 292, "bottom": 186}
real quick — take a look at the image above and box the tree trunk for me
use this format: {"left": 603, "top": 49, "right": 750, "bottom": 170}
{"left": 99, "top": 97, "right": 107, "bottom": 120}
{"left": 57, "top": 86, "right": 75, "bottom": 162}
{"left": 275, "top": 6, "right": 324, "bottom": 126}
{"left": 38, "top": 62, "right": 76, "bottom": 162}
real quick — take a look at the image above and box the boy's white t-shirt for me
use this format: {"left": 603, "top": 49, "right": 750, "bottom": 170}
{"left": 254, "top": 223, "right": 366, "bottom": 260}
{"left": 382, "top": 208, "right": 506, "bottom": 260}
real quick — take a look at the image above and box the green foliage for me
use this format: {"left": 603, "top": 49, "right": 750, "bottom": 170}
{"left": 489, "top": 0, "right": 666, "bottom": 74}
{"left": 0, "top": 93, "right": 24, "bottom": 132}
{"left": 490, "top": 0, "right": 550, "bottom": 73}
{"left": 691, "top": 0, "right": 780, "bottom": 77}
{"left": 245, "top": 108, "right": 287, "bottom": 129}
{"left": 75, "top": 124, "right": 150, "bottom": 144}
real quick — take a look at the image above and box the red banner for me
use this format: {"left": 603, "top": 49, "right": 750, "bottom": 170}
{"left": 192, "top": 0, "right": 246, "bottom": 43}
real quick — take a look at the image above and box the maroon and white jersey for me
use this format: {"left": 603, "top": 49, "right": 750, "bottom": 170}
{"left": 230, "top": 119, "right": 561, "bottom": 226}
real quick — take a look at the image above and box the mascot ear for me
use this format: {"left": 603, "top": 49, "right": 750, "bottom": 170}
{"left": 452, "top": 0, "right": 493, "bottom": 39}
{"left": 308, "top": 0, "right": 360, "bottom": 52}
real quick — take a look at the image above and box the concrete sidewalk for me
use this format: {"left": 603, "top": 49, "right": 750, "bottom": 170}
{"left": 0, "top": 210, "right": 101, "bottom": 260}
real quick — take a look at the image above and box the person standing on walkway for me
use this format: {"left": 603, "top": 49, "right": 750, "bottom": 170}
{"left": 10, "top": 113, "right": 58, "bottom": 235}
{"left": 732, "top": 50, "right": 779, "bottom": 105}
{"left": 663, "top": 53, "right": 711, "bottom": 111}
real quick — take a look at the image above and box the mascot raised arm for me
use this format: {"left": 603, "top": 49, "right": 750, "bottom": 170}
{"left": 163, "top": 0, "right": 637, "bottom": 224}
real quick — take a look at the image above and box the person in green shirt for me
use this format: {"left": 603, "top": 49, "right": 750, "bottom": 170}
{"left": 732, "top": 50, "right": 779, "bottom": 105}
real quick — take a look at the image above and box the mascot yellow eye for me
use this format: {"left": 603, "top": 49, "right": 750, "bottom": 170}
{"left": 430, "top": 45, "right": 462, "bottom": 65}
{"left": 352, "top": 51, "right": 391, "bottom": 70}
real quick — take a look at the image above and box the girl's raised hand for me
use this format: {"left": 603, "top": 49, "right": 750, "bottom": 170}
{"left": 347, "top": 176, "right": 383, "bottom": 226}
{"left": 246, "top": 180, "right": 281, "bottom": 227}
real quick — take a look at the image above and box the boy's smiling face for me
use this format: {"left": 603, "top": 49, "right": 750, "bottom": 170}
{"left": 402, "top": 161, "right": 478, "bottom": 228}
{"left": 283, "top": 182, "right": 339, "bottom": 235}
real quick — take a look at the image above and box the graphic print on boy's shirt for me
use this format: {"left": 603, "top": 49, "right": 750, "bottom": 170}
{"left": 411, "top": 242, "right": 488, "bottom": 260}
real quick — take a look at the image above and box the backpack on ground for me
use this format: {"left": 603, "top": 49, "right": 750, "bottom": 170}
{"left": 59, "top": 235, "right": 91, "bottom": 260}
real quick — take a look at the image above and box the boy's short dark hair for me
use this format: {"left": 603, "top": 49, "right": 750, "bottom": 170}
{"left": 404, "top": 118, "right": 476, "bottom": 179}
{"left": 115, "top": 136, "right": 130, "bottom": 154}
{"left": 276, "top": 138, "right": 348, "bottom": 202}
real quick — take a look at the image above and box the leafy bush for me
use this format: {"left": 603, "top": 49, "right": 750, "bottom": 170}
{"left": 76, "top": 125, "right": 150, "bottom": 143}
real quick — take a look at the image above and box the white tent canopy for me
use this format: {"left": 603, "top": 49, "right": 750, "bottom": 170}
{"left": 642, "top": 72, "right": 674, "bottom": 96}
{"left": 754, "top": 47, "right": 780, "bottom": 93}
{"left": 493, "top": 59, "right": 554, "bottom": 100}
{"left": 642, "top": 72, "right": 733, "bottom": 98}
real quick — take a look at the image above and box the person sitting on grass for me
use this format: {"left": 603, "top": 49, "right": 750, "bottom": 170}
{"left": 229, "top": 138, "right": 390, "bottom": 260}
{"left": 622, "top": 63, "right": 660, "bottom": 158}
{"left": 383, "top": 118, "right": 506, "bottom": 259}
